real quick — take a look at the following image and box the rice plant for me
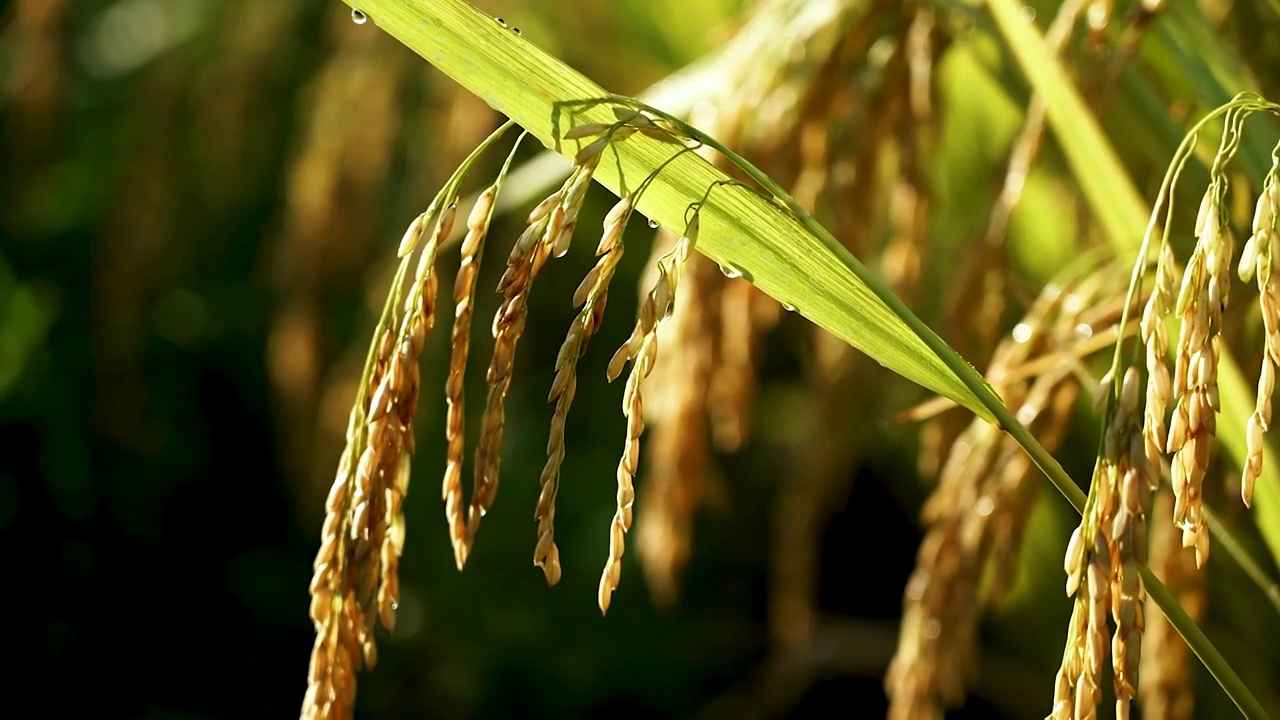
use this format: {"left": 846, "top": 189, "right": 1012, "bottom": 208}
{"left": 293, "top": 0, "right": 1280, "bottom": 718}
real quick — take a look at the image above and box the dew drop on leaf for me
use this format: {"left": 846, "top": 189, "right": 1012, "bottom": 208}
{"left": 782, "top": 302, "right": 796, "bottom": 312}
{"left": 647, "top": 218, "right": 659, "bottom": 229}
{"left": 351, "top": 8, "right": 368, "bottom": 24}
{"left": 513, "top": 27, "right": 522, "bottom": 36}
{"left": 719, "top": 263, "right": 743, "bottom": 279}
{"left": 496, "top": 17, "right": 507, "bottom": 27}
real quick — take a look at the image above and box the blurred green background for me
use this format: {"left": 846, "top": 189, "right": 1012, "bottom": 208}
{"left": 5, "top": 0, "right": 1280, "bottom": 718}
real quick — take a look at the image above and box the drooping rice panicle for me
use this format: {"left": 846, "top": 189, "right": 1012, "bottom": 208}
{"left": 303, "top": 209, "right": 444, "bottom": 720}
{"left": 1050, "top": 368, "right": 1153, "bottom": 720}
{"left": 532, "top": 132, "right": 696, "bottom": 588}
{"left": 473, "top": 146, "right": 605, "bottom": 575}
{"left": 633, "top": 233, "right": 716, "bottom": 606}
{"left": 598, "top": 213, "right": 699, "bottom": 614}
{"left": 441, "top": 133, "right": 528, "bottom": 569}
{"left": 1153, "top": 109, "right": 1248, "bottom": 566}
{"left": 1238, "top": 153, "right": 1280, "bottom": 507}
{"left": 302, "top": 120, "right": 516, "bottom": 720}
{"left": 537, "top": 190, "right": 632, "bottom": 591}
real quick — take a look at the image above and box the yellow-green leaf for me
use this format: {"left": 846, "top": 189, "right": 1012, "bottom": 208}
{"left": 342, "top": 0, "right": 994, "bottom": 421}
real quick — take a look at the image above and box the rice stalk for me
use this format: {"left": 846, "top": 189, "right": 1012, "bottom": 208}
{"left": 523, "top": 159, "right": 620, "bottom": 584}
{"left": 477, "top": 147, "right": 606, "bottom": 576}
{"left": 313, "top": 3, "right": 1276, "bottom": 714}
{"left": 1237, "top": 146, "right": 1280, "bottom": 507}
{"left": 537, "top": 188, "right": 632, "bottom": 590}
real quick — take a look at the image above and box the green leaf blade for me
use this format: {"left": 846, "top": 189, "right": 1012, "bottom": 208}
{"left": 346, "top": 0, "right": 994, "bottom": 420}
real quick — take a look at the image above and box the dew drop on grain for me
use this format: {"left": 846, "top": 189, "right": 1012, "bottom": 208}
{"left": 351, "top": 8, "right": 368, "bottom": 24}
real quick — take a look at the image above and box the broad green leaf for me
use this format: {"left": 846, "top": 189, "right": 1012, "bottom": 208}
{"left": 341, "top": 0, "right": 994, "bottom": 421}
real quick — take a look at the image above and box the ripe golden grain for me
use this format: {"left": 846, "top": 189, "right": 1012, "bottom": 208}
{"left": 1239, "top": 176, "right": 1280, "bottom": 506}
{"left": 301, "top": 205, "right": 443, "bottom": 720}
{"left": 598, "top": 216, "right": 697, "bottom": 614}
{"left": 539, "top": 191, "right": 631, "bottom": 599}
{"left": 441, "top": 187, "right": 497, "bottom": 569}
{"left": 1051, "top": 367, "right": 1152, "bottom": 720}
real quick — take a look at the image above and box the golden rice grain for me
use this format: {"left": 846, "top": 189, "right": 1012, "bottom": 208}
{"left": 599, "top": 216, "right": 697, "bottom": 613}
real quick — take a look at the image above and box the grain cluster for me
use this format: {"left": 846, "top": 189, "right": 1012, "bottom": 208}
{"left": 301, "top": 108, "right": 716, "bottom": 716}
{"left": 302, "top": 206, "right": 446, "bottom": 720}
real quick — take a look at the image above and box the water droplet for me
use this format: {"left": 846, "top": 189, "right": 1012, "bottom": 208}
{"left": 351, "top": 8, "right": 368, "bottom": 24}
{"left": 512, "top": 27, "right": 522, "bottom": 36}
{"left": 974, "top": 497, "right": 995, "bottom": 517}
{"left": 496, "top": 17, "right": 507, "bottom": 27}
{"left": 1011, "top": 322, "right": 1033, "bottom": 343}
{"left": 719, "top": 263, "right": 742, "bottom": 279}
{"left": 647, "top": 218, "right": 659, "bottom": 229}
{"left": 782, "top": 302, "right": 796, "bottom": 312}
